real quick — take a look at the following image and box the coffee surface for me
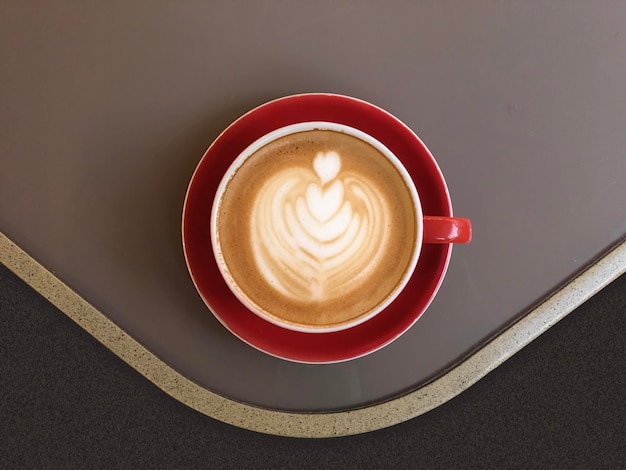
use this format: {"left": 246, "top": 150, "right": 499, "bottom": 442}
{"left": 215, "top": 130, "right": 417, "bottom": 329}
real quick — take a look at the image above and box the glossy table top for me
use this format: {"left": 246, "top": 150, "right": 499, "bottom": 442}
{"left": 1, "top": 1, "right": 625, "bottom": 414}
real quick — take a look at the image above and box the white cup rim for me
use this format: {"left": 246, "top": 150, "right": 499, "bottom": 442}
{"left": 210, "top": 122, "right": 423, "bottom": 333}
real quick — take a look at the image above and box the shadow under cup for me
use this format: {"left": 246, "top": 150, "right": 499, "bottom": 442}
{"left": 210, "top": 122, "right": 424, "bottom": 333}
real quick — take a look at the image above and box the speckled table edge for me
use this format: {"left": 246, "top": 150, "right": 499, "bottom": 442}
{"left": 1, "top": 231, "right": 624, "bottom": 438}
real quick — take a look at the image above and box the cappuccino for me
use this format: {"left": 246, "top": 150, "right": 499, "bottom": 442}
{"left": 214, "top": 128, "right": 418, "bottom": 330}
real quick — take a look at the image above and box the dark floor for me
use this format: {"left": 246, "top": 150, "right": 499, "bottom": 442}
{"left": 1, "top": 263, "right": 624, "bottom": 470}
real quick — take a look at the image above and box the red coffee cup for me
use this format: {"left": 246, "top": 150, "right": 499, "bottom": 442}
{"left": 210, "top": 121, "right": 471, "bottom": 333}
{"left": 183, "top": 93, "right": 471, "bottom": 363}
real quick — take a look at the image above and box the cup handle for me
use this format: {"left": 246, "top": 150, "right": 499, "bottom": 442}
{"left": 423, "top": 216, "right": 472, "bottom": 244}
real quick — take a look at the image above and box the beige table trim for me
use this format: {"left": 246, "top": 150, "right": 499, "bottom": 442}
{"left": 1, "top": 231, "right": 624, "bottom": 438}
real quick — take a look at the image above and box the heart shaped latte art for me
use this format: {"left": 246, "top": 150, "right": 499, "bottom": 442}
{"left": 250, "top": 151, "right": 390, "bottom": 302}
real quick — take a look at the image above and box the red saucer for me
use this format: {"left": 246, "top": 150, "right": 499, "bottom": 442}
{"left": 182, "top": 94, "right": 453, "bottom": 363}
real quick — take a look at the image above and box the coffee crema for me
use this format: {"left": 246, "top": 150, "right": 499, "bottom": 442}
{"left": 215, "top": 129, "right": 417, "bottom": 329}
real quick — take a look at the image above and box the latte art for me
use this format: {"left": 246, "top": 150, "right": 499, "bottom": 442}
{"left": 214, "top": 129, "right": 418, "bottom": 330}
{"left": 251, "top": 151, "right": 390, "bottom": 302}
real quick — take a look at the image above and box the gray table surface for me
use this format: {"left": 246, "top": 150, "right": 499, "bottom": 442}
{"left": 1, "top": 1, "right": 625, "bottom": 412}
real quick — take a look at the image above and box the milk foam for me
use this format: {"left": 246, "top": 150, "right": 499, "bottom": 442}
{"left": 251, "top": 151, "right": 390, "bottom": 302}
